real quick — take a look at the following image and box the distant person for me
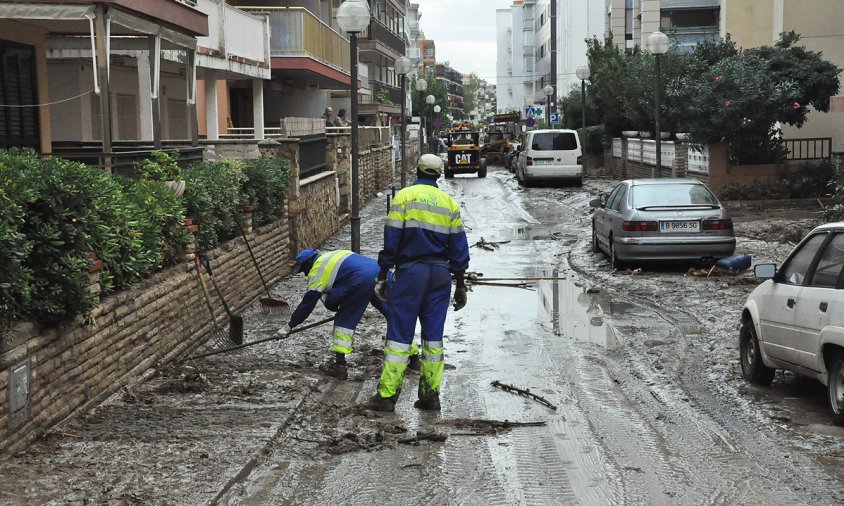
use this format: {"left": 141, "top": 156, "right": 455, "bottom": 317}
{"left": 438, "top": 135, "right": 448, "bottom": 153}
{"left": 322, "top": 107, "right": 334, "bottom": 127}
{"left": 333, "top": 108, "right": 350, "bottom": 127}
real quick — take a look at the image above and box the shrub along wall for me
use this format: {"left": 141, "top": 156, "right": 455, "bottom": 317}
{"left": 1, "top": 132, "right": 399, "bottom": 457}
{"left": 0, "top": 214, "right": 290, "bottom": 457}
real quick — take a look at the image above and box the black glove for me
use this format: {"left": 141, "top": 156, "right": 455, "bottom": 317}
{"left": 453, "top": 285, "right": 467, "bottom": 311}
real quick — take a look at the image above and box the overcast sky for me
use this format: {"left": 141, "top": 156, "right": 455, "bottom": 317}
{"left": 417, "top": 0, "right": 515, "bottom": 84}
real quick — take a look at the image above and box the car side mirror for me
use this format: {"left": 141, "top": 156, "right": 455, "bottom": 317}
{"left": 754, "top": 263, "right": 776, "bottom": 280}
{"left": 589, "top": 198, "right": 604, "bottom": 209}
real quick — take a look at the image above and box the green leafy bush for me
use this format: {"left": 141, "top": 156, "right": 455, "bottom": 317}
{"left": 124, "top": 179, "right": 189, "bottom": 269}
{"left": 133, "top": 149, "right": 181, "bottom": 181}
{"left": 586, "top": 32, "right": 841, "bottom": 164}
{"left": 720, "top": 161, "right": 834, "bottom": 200}
{"left": 182, "top": 160, "right": 246, "bottom": 250}
{"left": 0, "top": 149, "right": 36, "bottom": 327}
{"left": 577, "top": 126, "right": 606, "bottom": 156}
{"left": 241, "top": 158, "right": 291, "bottom": 226}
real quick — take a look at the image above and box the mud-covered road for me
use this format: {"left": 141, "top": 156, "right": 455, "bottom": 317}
{"left": 3, "top": 165, "right": 844, "bottom": 505}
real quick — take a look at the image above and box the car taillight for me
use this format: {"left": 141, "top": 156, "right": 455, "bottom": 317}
{"left": 576, "top": 155, "right": 583, "bottom": 165}
{"left": 622, "top": 221, "right": 659, "bottom": 232}
{"left": 702, "top": 219, "right": 733, "bottom": 230}
{"left": 526, "top": 157, "right": 533, "bottom": 166}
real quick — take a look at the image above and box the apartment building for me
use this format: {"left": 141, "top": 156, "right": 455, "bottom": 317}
{"left": 497, "top": 0, "right": 603, "bottom": 114}
{"left": 406, "top": 3, "right": 423, "bottom": 69}
{"left": 433, "top": 63, "right": 464, "bottom": 121}
{"left": 496, "top": 1, "right": 534, "bottom": 114}
{"left": 605, "top": 0, "right": 719, "bottom": 51}
{"left": 0, "top": 0, "right": 208, "bottom": 156}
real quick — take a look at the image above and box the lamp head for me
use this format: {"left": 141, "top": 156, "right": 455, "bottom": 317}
{"left": 395, "top": 56, "right": 412, "bottom": 76}
{"left": 426, "top": 94, "right": 435, "bottom": 104}
{"left": 433, "top": 105, "right": 441, "bottom": 113}
{"left": 415, "top": 78, "right": 428, "bottom": 91}
{"left": 336, "top": 0, "right": 371, "bottom": 34}
{"left": 543, "top": 85, "right": 554, "bottom": 97}
{"left": 575, "top": 66, "right": 591, "bottom": 81}
{"left": 646, "top": 31, "right": 669, "bottom": 55}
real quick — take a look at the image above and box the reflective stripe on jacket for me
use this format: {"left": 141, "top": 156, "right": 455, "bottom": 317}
{"left": 378, "top": 180, "right": 470, "bottom": 273}
{"left": 307, "top": 250, "right": 353, "bottom": 293}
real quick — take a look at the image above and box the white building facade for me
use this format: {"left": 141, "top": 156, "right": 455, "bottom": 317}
{"left": 497, "top": 0, "right": 603, "bottom": 115}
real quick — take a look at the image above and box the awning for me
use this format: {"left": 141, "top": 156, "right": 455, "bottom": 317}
{"left": 661, "top": 0, "right": 720, "bottom": 9}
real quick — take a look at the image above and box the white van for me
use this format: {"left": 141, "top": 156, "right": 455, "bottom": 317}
{"left": 515, "top": 129, "right": 583, "bottom": 186}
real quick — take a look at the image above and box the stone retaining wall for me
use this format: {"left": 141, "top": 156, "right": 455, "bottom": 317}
{"left": 0, "top": 218, "right": 291, "bottom": 457}
{"left": 2, "top": 129, "right": 398, "bottom": 457}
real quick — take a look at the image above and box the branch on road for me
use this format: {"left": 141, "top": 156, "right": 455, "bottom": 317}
{"left": 491, "top": 380, "right": 559, "bottom": 411}
{"left": 470, "top": 237, "right": 511, "bottom": 251}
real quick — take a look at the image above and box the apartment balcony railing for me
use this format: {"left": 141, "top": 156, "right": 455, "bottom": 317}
{"left": 362, "top": 17, "right": 405, "bottom": 57}
{"left": 668, "top": 26, "right": 720, "bottom": 52}
{"left": 363, "top": 80, "right": 403, "bottom": 106}
{"left": 198, "top": 0, "right": 269, "bottom": 64}
{"left": 240, "top": 6, "right": 350, "bottom": 73}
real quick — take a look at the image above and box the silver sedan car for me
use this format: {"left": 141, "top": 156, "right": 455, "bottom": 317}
{"left": 590, "top": 179, "right": 736, "bottom": 269}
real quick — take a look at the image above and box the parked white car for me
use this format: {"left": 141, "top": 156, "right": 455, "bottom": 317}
{"left": 740, "top": 222, "right": 844, "bottom": 424}
{"left": 514, "top": 129, "right": 583, "bottom": 186}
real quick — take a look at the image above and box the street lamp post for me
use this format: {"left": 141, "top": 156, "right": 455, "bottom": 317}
{"left": 337, "top": 0, "right": 371, "bottom": 253}
{"left": 395, "top": 56, "right": 412, "bottom": 188}
{"left": 415, "top": 77, "right": 428, "bottom": 156}
{"left": 646, "top": 31, "right": 669, "bottom": 178}
{"left": 575, "top": 66, "right": 590, "bottom": 130}
{"left": 543, "top": 85, "right": 554, "bottom": 127}
{"left": 425, "top": 94, "right": 435, "bottom": 151}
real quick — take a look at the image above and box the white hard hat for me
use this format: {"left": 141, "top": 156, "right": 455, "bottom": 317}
{"left": 418, "top": 154, "right": 443, "bottom": 177}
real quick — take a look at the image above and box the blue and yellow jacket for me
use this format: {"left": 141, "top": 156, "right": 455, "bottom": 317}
{"left": 378, "top": 179, "right": 470, "bottom": 274}
{"left": 289, "top": 250, "right": 379, "bottom": 327}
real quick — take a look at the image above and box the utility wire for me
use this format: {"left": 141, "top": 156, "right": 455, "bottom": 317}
{"left": 0, "top": 89, "right": 95, "bottom": 108}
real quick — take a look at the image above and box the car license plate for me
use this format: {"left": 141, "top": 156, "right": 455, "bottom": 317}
{"left": 660, "top": 220, "right": 700, "bottom": 233}
{"left": 534, "top": 160, "right": 553, "bottom": 165}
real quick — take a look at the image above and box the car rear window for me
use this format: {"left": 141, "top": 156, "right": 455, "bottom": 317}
{"left": 631, "top": 183, "right": 720, "bottom": 208}
{"left": 531, "top": 132, "right": 577, "bottom": 151}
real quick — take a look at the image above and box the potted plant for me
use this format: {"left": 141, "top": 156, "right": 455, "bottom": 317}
{"left": 134, "top": 149, "right": 185, "bottom": 196}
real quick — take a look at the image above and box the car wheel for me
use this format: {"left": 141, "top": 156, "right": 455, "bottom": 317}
{"left": 591, "top": 224, "right": 601, "bottom": 254}
{"left": 479, "top": 158, "right": 487, "bottom": 178}
{"left": 827, "top": 350, "right": 844, "bottom": 425}
{"left": 575, "top": 177, "right": 584, "bottom": 187}
{"left": 739, "top": 319, "right": 775, "bottom": 386}
{"left": 609, "top": 237, "right": 625, "bottom": 271}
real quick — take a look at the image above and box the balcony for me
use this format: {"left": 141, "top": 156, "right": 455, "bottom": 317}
{"left": 668, "top": 26, "right": 720, "bottom": 52}
{"left": 197, "top": 0, "right": 269, "bottom": 77}
{"left": 241, "top": 6, "right": 350, "bottom": 76}
{"left": 360, "top": 17, "right": 406, "bottom": 61}
{"left": 360, "top": 80, "right": 402, "bottom": 115}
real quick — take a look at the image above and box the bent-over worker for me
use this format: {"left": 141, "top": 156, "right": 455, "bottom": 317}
{"left": 278, "top": 249, "right": 418, "bottom": 379}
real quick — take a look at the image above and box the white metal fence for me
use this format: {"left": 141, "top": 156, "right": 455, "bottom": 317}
{"left": 612, "top": 138, "right": 622, "bottom": 158}
{"left": 627, "top": 139, "right": 642, "bottom": 162}
{"left": 687, "top": 144, "right": 709, "bottom": 174}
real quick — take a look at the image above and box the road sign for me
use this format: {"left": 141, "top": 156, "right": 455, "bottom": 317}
{"left": 550, "top": 113, "right": 560, "bottom": 124}
{"left": 524, "top": 106, "right": 544, "bottom": 118}
{"left": 526, "top": 117, "right": 536, "bottom": 127}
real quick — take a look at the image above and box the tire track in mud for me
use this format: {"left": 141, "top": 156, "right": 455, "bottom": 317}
{"left": 565, "top": 245, "right": 835, "bottom": 504}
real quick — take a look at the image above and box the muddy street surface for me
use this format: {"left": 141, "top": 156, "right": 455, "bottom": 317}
{"left": 3, "top": 165, "right": 844, "bottom": 505}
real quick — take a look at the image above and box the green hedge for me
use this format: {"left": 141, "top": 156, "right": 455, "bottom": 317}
{"left": 720, "top": 160, "right": 834, "bottom": 201}
{"left": 576, "top": 125, "right": 606, "bottom": 156}
{"left": 0, "top": 150, "right": 291, "bottom": 328}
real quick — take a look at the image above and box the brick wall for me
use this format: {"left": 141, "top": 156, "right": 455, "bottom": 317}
{"left": 291, "top": 172, "right": 340, "bottom": 251}
{"left": 0, "top": 217, "right": 291, "bottom": 457}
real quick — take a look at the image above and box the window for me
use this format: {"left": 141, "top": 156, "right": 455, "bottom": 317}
{"left": 1, "top": 40, "right": 39, "bottom": 149}
{"left": 630, "top": 183, "right": 719, "bottom": 208}
{"left": 810, "top": 233, "right": 844, "bottom": 288}
{"left": 605, "top": 184, "right": 625, "bottom": 211}
{"left": 610, "top": 188, "right": 628, "bottom": 212}
{"left": 531, "top": 132, "right": 577, "bottom": 151}
{"left": 116, "top": 94, "right": 138, "bottom": 140}
{"left": 780, "top": 234, "right": 827, "bottom": 286}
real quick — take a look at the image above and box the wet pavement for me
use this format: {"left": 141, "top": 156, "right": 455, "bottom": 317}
{"left": 2, "top": 166, "right": 844, "bottom": 505}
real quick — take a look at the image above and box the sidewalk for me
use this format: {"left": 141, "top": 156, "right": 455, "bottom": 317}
{"left": 0, "top": 192, "right": 395, "bottom": 505}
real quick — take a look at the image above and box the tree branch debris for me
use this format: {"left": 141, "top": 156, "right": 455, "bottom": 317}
{"left": 491, "top": 380, "right": 558, "bottom": 411}
{"left": 471, "top": 237, "right": 511, "bottom": 251}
